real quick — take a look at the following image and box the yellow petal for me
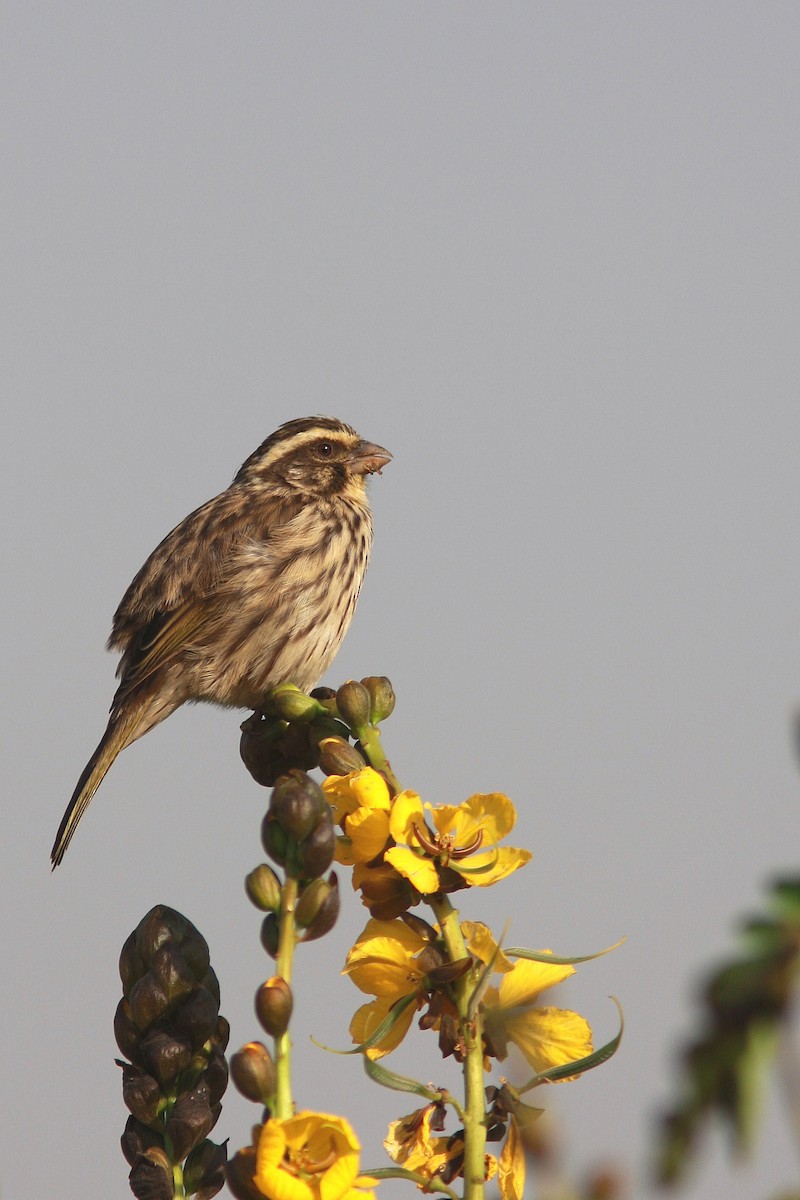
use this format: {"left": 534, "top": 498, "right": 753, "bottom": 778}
{"left": 346, "top": 807, "right": 391, "bottom": 862}
{"left": 429, "top": 792, "right": 517, "bottom": 845}
{"left": 505, "top": 1006, "right": 593, "bottom": 1077}
{"left": 454, "top": 846, "right": 531, "bottom": 887}
{"left": 498, "top": 1118, "right": 525, "bottom": 1200}
{"left": 461, "top": 921, "right": 515, "bottom": 973}
{"left": 323, "top": 769, "right": 390, "bottom": 823}
{"left": 387, "top": 790, "right": 424, "bottom": 843}
{"left": 384, "top": 846, "right": 441, "bottom": 894}
{"left": 350, "top": 995, "right": 416, "bottom": 1058}
{"left": 498, "top": 958, "right": 575, "bottom": 1006}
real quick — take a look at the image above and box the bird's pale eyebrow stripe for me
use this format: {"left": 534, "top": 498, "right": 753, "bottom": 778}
{"left": 257, "top": 429, "right": 351, "bottom": 470}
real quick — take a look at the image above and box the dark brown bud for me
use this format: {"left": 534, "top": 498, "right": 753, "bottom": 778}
{"left": 200, "top": 967, "right": 221, "bottom": 1007}
{"left": 140, "top": 1028, "right": 193, "bottom": 1088}
{"left": 226, "top": 1145, "right": 263, "bottom": 1200}
{"left": 260, "top": 913, "right": 280, "bottom": 958}
{"left": 114, "top": 998, "right": 142, "bottom": 1061}
{"left": 357, "top": 862, "right": 417, "bottom": 920}
{"left": 296, "top": 874, "right": 340, "bottom": 942}
{"left": 173, "top": 985, "right": 220, "bottom": 1049}
{"left": 400, "top": 913, "right": 440, "bottom": 943}
{"left": 245, "top": 864, "right": 282, "bottom": 912}
{"left": 121, "top": 1115, "right": 163, "bottom": 1167}
{"left": 361, "top": 676, "right": 396, "bottom": 723}
{"left": 129, "top": 973, "right": 171, "bottom": 1033}
{"left": 119, "top": 929, "right": 146, "bottom": 997}
{"left": 119, "top": 1061, "right": 162, "bottom": 1126}
{"left": 269, "top": 772, "right": 327, "bottom": 841}
{"left": 150, "top": 942, "right": 195, "bottom": 1009}
{"left": 183, "top": 1139, "right": 228, "bottom": 1200}
{"left": 230, "top": 1042, "right": 276, "bottom": 1105}
{"left": 240, "top": 713, "right": 286, "bottom": 787}
{"left": 214, "top": 1015, "right": 230, "bottom": 1052}
{"left": 129, "top": 1148, "right": 173, "bottom": 1200}
{"left": 335, "top": 680, "right": 372, "bottom": 730}
{"left": 317, "top": 736, "right": 367, "bottom": 777}
{"left": 295, "top": 819, "right": 336, "bottom": 880}
{"left": 165, "top": 1080, "right": 214, "bottom": 1161}
{"left": 203, "top": 1045, "right": 230, "bottom": 1107}
{"left": 255, "top": 977, "right": 293, "bottom": 1038}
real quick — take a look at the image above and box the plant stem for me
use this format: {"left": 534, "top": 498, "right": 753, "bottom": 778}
{"left": 357, "top": 723, "right": 402, "bottom": 795}
{"left": 273, "top": 874, "right": 299, "bottom": 1120}
{"left": 431, "top": 894, "right": 487, "bottom": 1200}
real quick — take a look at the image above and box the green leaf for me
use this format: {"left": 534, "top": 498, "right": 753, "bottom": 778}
{"left": 363, "top": 1054, "right": 443, "bottom": 1101}
{"left": 360, "top": 1167, "right": 458, "bottom": 1199}
{"left": 505, "top": 936, "right": 626, "bottom": 966}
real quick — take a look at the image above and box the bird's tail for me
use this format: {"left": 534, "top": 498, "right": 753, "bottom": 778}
{"left": 51, "top": 709, "right": 141, "bottom": 868}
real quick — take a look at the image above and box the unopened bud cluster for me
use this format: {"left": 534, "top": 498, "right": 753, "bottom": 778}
{"left": 115, "top": 906, "right": 228, "bottom": 1200}
{"left": 239, "top": 677, "right": 394, "bottom": 786}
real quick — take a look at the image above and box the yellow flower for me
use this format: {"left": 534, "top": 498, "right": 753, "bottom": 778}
{"left": 343, "top": 918, "right": 435, "bottom": 1058}
{"left": 323, "top": 769, "right": 392, "bottom": 866}
{"left": 254, "top": 1111, "right": 375, "bottom": 1200}
{"left": 385, "top": 791, "right": 531, "bottom": 893}
{"left": 482, "top": 959, "right": 593, "bottom": 1080}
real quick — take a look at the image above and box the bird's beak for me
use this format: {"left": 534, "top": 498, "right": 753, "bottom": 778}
{"left": 349, "top": 440, "right": 393, "bottom": 476}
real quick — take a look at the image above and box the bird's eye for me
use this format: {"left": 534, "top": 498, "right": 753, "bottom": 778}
{"left": 317, "top": 440, "right": 333, "bottom": 457}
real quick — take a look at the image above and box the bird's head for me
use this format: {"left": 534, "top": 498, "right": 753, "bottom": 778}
{"left": 235, "top": 416, "right": 392, "bottom": 500}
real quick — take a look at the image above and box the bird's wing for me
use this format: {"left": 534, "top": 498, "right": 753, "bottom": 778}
{"left": 111, "top": 598, "right": 216, "bottom": 703}
{"left": 109, "top": 491, "right": 301, "bottom": 646}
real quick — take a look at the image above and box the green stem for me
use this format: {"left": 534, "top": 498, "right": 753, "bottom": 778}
{"left": 430, "top": 894, "right": 487, "bottom": 1200}
{"left": 273, "top": 875, "right": 299, "bottom": 1120}
{"left": 356, "top": 723, "right": 402, "bottom": 795}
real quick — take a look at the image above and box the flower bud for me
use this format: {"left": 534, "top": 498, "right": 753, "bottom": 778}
{"left": 115, "top": 998, "right": 142, "bottom": 1061}
{"left": 317, "top": 736, "right": 366, "bottom": 777}
{"left": 119, "top": 930, "right": 146, "bottom": 997}
{"left": 268, "top": 772, "right": 327, "bottom": 841}
{"left": 119, "top": 1062, "right": 162, "bottom": 1126}
{"left": 183, "top": 1139, "right": 227, "bottom": 1199}
{"left": 260, "top": 815, "right": 288, "bottom": 866}
{"left": 204, "top": 1044, "right": 230, "bottom": 1107}
{"left": 361, "top": 676, "right": 396, "bottom": 723}
{"left": 260, "top": 913, "right": 280, "bottom": 958}
{"left": 269, "top": 684, "right": 323, "bottom": 723}
{"left": 165, "top": 1079, "right": 214, "bottom": 1161}
{"left": 140, "top": 1028, "right": 193, "bottom": 1088}
{"left": 296, "top": 819, "right": 336, "bottom": 879}
{"left": 297, "top": 874, "right": 340, "bottom": 942}
{"left": 173, "top": 985, "right": 219, "bottom": 1048}
{"left": 245, "top": 864, "right": 282, "bottom": 912}
{"left": 121, "top": 1115, "right": 162, "bottom": 1167}
{"left": 335, "top": 680, "right": 372, "bottom": 730}
{"left": 129, "top": 973, "right": 171, "bottom": 1033}
{"left": 128, "top": 1147, "right": 173, "bottom": 1200}
{"left": 230, "top": 1042, "right": 276, "bottom": 1105}
{"left": 295, "top": 875, "right": 334, "bottom": 929}
{"left": 240, "top": 713, "right": 285, "bottom": 787}
{"left": 150, "top": 942, "right": 195, "bottom": 1008}
{"left": 255, "top": 977, "right": 293, "bottom": 1038}
{"left": 226, "top": 1144, "right": 263, "bottom": 1200}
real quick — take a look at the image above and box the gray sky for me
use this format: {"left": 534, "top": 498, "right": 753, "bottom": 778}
{"left": 4, "top": 4, "right": 800, "bottom": 1198}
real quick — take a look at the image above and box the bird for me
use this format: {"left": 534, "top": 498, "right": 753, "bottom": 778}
{"left": 51, "top": 416, "right": 391, "bottom": 867}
